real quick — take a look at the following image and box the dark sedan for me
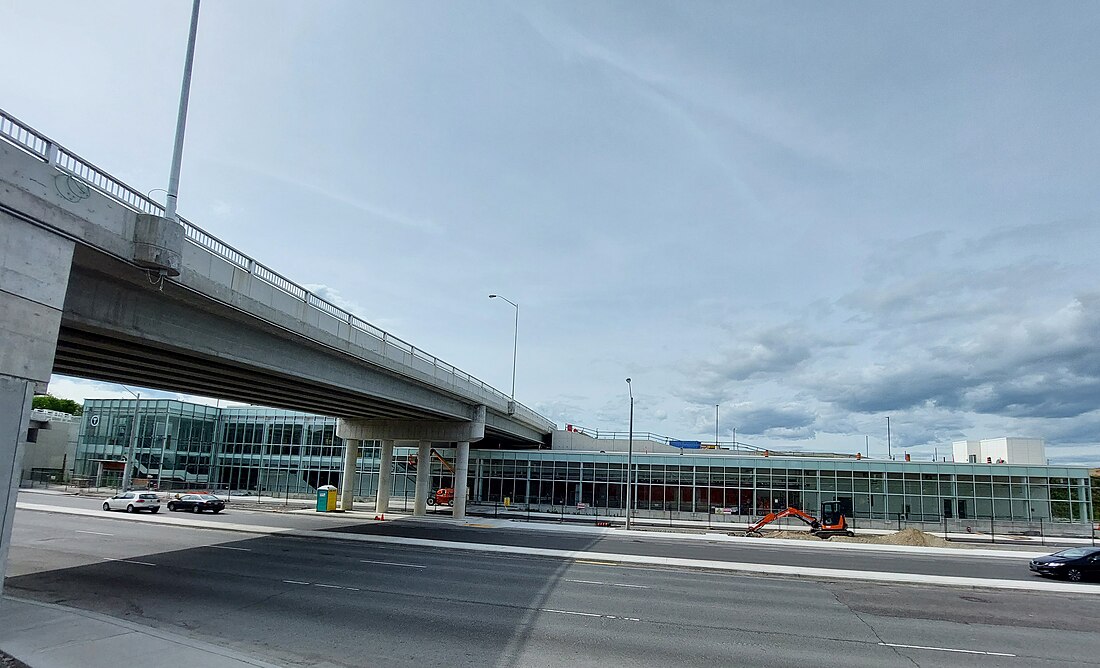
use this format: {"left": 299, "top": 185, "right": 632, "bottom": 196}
{"left": 167, "top": 494, "right": 226, "bottom": 514}
{"left": 1029, "top": 547, "right": 1100, "bottom": 582}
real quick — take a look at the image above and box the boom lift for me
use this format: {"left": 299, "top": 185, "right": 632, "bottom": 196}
{"left": 745, "top": 502, "right": 854, "bottom": 538}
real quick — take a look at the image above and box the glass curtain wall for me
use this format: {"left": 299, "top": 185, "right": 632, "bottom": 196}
{"left": 468, "top": 451, "right": 1093, "bottom": 523}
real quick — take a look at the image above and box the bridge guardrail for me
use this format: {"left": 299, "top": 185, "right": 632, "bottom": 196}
{"left": 0, "top": 107, "right": 555, "bottom": 432}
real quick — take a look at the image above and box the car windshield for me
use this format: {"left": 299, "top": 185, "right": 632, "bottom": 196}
{"left": 1053, "top": 548, "right": 1097, "bottom": 558}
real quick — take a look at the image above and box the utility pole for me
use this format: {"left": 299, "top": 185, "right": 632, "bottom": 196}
{"left": 626, "top": 378, "right": 634, "bottom": 530}
{"left": 165, "top": 0, "right": 201, "bottom": 221}
{"left": 715, "top": 404, "right": 719, "bottom": 447}
{"left": 121, "top": 390, "right": 140, "bottom": 491}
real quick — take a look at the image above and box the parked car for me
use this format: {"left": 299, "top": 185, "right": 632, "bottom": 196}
{"left": 167, "top": 494, "right": 226, "bottom": 513}
{"left": 1029, "top": 547, "right": 1100, "bottom": 582}
{"left": 103, "top": 491, "right": 161, "bottom": 513}
{"left": 425, "top": 487, "right": 455, "bottom": 506}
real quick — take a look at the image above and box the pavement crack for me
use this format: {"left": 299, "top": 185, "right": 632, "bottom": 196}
{"left": 828, "top": 588, "right": 919, "bottom": 668}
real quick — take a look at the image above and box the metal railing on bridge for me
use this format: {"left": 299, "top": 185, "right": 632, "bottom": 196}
{"left": 0, "top": 108, "right": 554, "bottom": 432}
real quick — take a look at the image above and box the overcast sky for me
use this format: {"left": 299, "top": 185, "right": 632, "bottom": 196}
{"left": 4, "top": 1, "right": 1099, "bottom": 464}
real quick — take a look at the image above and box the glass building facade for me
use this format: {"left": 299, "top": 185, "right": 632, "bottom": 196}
{"left": 74, "top": 400, "right": 1094, "bottom": 526}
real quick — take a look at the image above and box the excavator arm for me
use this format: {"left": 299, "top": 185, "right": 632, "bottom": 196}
{"left": 745, "top": 507, "right": 822, "bottom": 535}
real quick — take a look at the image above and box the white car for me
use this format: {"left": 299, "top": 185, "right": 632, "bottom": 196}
{"left": 102, "top": 491, "right": 161, "bottom": 513}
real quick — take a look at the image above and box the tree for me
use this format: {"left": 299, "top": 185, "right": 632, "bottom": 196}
{"left": 32, "top": 394, "right": 83, "bottom": 416}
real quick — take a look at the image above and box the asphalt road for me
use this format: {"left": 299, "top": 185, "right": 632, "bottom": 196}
{"left": 7, "top": 500, "right": 1100, "bottom": 667}
{"left": 17, "top": 492, "right": 1062, "bottom": 583}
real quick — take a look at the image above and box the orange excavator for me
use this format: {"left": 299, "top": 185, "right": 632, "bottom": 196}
{"left": 745, "top": 502, "right": 854, "bottom": 538}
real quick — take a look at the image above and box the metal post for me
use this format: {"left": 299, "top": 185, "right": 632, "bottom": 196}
{"left": 626, "top": 378, "right": 634, "bottom": 530}
{"left": 157, "top": 433, "right": 170, "bottom": 489}
{"left": 886, "top": 416, "right": 892, "bottom": 460}
{"left": 715, "top": 404, "right": 719, "bottom": 447}
{"left": 121, "top": 393, "right": 140, "bottom": 491}
{"left": 165, "top": 0, "right": 201, "bottom": 221}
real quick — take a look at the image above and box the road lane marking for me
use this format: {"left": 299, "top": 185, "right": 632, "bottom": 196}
{"left": 566, "top": 579, "right": 648, "bottom": 589}
{"left": 879, "top": 642, "right": 1016, "bottom": 657}
{"left": 283, "top": 580, "right": 310, "bottom": 585}
{"left": 360, "top": 559, "right": 426, "bottom": 569}
{"left": 101, "top": 558, "right": 155, "bottom": 566}
{"left": 540, "top": 608, "right": 641, "bottom": 622}
{"left": 314, "top": 583, "right": 360, "bottom": 591}
{"left": 576, "top": 560, "right": 618, "bottom": 566}
{"left": 76, "top": 530, "right": 113, "bottom": 536}
{"left": 208, "top": 545, "right": 251, "bottom": 551}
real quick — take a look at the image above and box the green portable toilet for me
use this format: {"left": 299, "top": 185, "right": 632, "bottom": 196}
{"left": 316, "top": 484, "right": 338, "bottom": 512}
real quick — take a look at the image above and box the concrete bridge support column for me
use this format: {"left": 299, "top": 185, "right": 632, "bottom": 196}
{"left": 340, "top": 439, "right": 358, "bottom": 511}
{"left": 453, "top": 441, "right": 470, "bottom": 521}
{"left": 0, "top": 215, "right": 75, "bottom": 595}
{"left": 413, "top": 440, "right": 431, "bottom": 516}
{"left": 375, "top": 439, "right": 394, "bottom": 514}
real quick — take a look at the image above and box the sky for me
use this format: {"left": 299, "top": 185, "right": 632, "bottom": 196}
{"left": 3, "top": 1, "right": 1099, "bottom": 465}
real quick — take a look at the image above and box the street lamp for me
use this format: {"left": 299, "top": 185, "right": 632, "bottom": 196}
{"left": 886, "top": 416, "right": 892, "bottom": 460}
{"left": 625, "top": 378, "right": 634, "bottom": 530}
{"left": 488, "top": 294, "right": 519, "bottom": 412}
{"left": 120, "top": 387, "right": 141, "bottom": 491}
{"left": 165, "top": 0, "right": 201, "bottom": 221}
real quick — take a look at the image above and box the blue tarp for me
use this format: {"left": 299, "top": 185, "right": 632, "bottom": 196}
{"left": 669, "top": 440, "right": 702, "bottom": 449}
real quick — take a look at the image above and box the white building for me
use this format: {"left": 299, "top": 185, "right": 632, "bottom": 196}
{"left": 952, "top": 437, "right": 1046, "bottom": 465}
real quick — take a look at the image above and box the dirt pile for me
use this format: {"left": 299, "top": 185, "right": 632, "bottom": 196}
{"left": 756, "top": 527, "right": 961, "bottom": 548}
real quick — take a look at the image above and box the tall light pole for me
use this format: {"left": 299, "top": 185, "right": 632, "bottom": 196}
{"left": 715, "top": 404, "right": 719, "bottom": 447}
{"left": 120, "top": 387, "right": 141, "bottom": 491}
{"left": 886, "top": 416, "right": 892, "bottom": 460}
{"left": 625, "top": 378, "right": 634, "bottom": 530}
{"left": 165, "top": 0, "right": 202, "bottom": 221}
{"left": 488, "top": 294, "right": 519, "bottom": 412}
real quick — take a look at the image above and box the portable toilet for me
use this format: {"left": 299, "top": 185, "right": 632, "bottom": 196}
{"left": 316, "top": 485, "right": 338, "bottom": 512}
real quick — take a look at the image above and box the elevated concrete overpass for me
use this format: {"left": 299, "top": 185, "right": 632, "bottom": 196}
{"left": 0, "top": 110, "right": 555, "bottom": 587}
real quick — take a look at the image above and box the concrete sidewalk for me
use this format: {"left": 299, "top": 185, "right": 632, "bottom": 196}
{"left": 0, "top": 597, "right": 283, "bottom": 668}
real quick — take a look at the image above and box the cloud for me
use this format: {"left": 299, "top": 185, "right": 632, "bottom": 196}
{"left": 721, "top": 402, "right": 818, "bottom": 440}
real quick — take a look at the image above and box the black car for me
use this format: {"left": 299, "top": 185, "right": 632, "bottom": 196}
{"left": 1029, "top": 547, "right": 1100, "bottom": 582}
{"left": 167, "top": 494, "right": 226, "bottom": 514}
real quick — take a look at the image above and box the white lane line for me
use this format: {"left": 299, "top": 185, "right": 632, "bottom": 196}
{"left": 314, "top": 583, "right": 360, "bottom": 591}
{"left": 360, "top": 559, "right": 426, "bottom": 569}
{"left": 879, "top": 642, "right": 1016, "bottom": 657}
{"left": 207, "top": 545, "right": 251, "bottom": 551}
{"left": 539, "top": 608, "right": 641, "bottom": 621}
{"left": 566, "top": 579, "right": 649, "bottom": 589}
{"left": 76, "top": 530, "right": 114, "bottom": 536}
{"left": 540, "top": 608, "right": 602, "bottom": 618}
{"left": 283, "top": 580, "right": 311, "bottom": 585}
{"left": 101, "top": 558, "right": 155, "bottom": 566}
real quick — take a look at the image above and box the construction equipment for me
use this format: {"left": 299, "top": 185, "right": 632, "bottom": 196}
{"left": 744, "top": 502, "right": 854, "bottom": 538}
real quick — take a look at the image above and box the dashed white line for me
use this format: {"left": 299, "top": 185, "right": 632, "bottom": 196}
{"left": 360, "top": 559, "right": 426, "bottom": 569}
{"left": 207, "top": 545, "right": 251, "bottom": 551}
{"left": 76, "top": 530, "right": 113, "bottom": 536}
{"left": 540, "top": 608, "right": 641, "bottom": 622}
{"left": 101, "top": 558, "right": 155, "bottom": 566}
{"left": 283, "top": 580, "right": 359, "bottom": 591}
{"left": 879, "top": 642, "right": 1016, "bottom": 657}
{"left": 566, "top": 579, "right": 648, "bottom": 589}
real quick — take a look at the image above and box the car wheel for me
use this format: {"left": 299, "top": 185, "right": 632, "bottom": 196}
{"left": 125, "top": 505, "right": 135, "bottom": 513}
{"left": 150, "top": 508, "right": 159, "bottom": 514}
{"left": 447, "top": 500, "right": 454, "bottom": 507}
{"left": 196, "top": 507, "right": 204, "bottom": 513}
{"left": 167, "top": 503, "right": 176, "bottom": 511}
{"left": 426, "top": 498, "right": 435, "bottom": 506}
{"left": 212, "top": 509, "right": 221, "bottom": 514}
{"left": 189, "top": 506, "right": 197, "bottom": 513}
{"left": 1067, "top": 568, "right": 1084, "bottom": 582}
{"left": 102, "top": 502, "right": 111, "bottom": 511}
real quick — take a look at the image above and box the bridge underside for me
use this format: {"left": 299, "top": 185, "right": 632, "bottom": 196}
{"left": 55, "top": 247, "right": 547, "bottom": 448}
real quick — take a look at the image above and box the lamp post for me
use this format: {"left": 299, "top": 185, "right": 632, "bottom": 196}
{"left": 715, "top": 404, "right": 719, "bottom": 447}
{"left": 488, "top": 294, "right": 519, "bottom": 411}
{"left": 626, "top": 378, "right": 634, "bottom": 530}
{"left": 886, "top": 416, "right": 892, "bottom": 460}
{"left": 165, "top": 0, "right": 201, "bottom": 221}
{"left": 120, "top": 387, "right": 141, "bottom": 491}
